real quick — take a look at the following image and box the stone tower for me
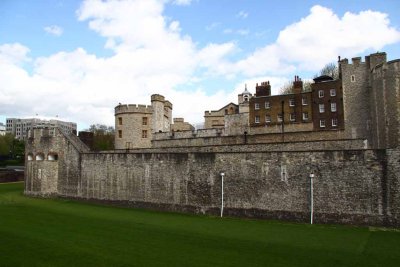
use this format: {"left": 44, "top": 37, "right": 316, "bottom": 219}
{"left": 369, "top": 56, "right": 400, "bottom": 148}
{"left": 114, "top": 94, "right": 173, "bottom": 149}
{"left": 114, "top": 104, "right": 153, "bottom": 149}
{"left": 339, "top": 54, "right": 385, "bottom": 143}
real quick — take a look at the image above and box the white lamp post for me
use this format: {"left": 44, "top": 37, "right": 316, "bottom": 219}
{"left": 310, "top": 171, "right": 315, "bottom": 224}
{"left": 220, "top": 172, "right": 225, "bottom": 218}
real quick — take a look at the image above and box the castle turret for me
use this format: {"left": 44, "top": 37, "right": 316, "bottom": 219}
{"left": 151, "top": 94, "right": 166, "bottom": 134}
{"left": 164, "top": 100, "right": 173, "bottom": 132}
{"left": 366, "top": 52, "right": 387, "bottom": 71}
{"left": 114, "top": 104, "right": 153, "bottom": 149}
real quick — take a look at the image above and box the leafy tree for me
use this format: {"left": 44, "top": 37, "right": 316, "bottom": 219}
{"left": 0, "top": 134, "right": 14, "bottom": 156}
{"left": 84, "top": 124, "right": 115, "bottom": 151}
{"left": 0, "top": 134, "right": 25, "bottom": 164}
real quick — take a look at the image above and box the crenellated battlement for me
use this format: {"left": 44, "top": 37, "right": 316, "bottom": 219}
{"left": 151, "top": 94, "right": 165, "bottom": 102}
{"left": 372, "top": 59, "right": 400, "bottom": 73}
{"left": 115, "top": 104, "right": 153, "bottom": 114}
{"left": 164, "top": 100, "right": 173, "bottom": 109}
{"left": 339, "top": 52, "right": 387, "bottom": 70}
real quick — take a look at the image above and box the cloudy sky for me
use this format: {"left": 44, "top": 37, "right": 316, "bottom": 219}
{"left": 1, "top": 0, "right": 400, "bottom": 130}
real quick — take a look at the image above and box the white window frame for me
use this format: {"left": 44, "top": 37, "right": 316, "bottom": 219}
{"left": 289, "top": 99, "right": 295, "bottom": 107}
{"left": 302, "top": 97, "right": 308, "bottom": 106}
{"left": 277, "top": 114, "right": 283, "bottom": 122}
{"left": 289, "top": 113, "right": 296, "bottom": 122}
{"left": 332, "top": 118, "right": 338, "bottom": 127}
{"left": 331, "top": 102, "right": 337, "bottom": 112}
{"left": 265, "top": 101, "right": 270, "bottom": 109}
{"left": 330, "top": 89, "right": 336, "bottom": 96}
{"left": 318, "top": 90, "right": 324, "bottom": 98}
{"left": 265, "top": 115, "right": 271, "bottom": 123}
{"left": 302, "top": 112, "right": 309, "bottom": 121}
{"left": 319, "top": 104, "right": 325, "bottom": 113}
{"left": 255, "top": 103, "right": 260, "bottom": 110}
{"left": 320, "top": 120, "right": 326, "bottom": 128}
{"left": 255, "top": 116, "right": 260, "bottom": 124}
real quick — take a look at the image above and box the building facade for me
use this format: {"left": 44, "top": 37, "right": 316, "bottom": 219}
{"left": 112, "top": 52, "right": 399, "bottom": 150}
{"left": 6, "top": 118, "right": 76, "bottom": 140}
{"left": 311, "top": 76, "right": 344, "bottom": 131}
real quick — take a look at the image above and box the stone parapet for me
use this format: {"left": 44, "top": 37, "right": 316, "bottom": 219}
{"left": 115, "top": 104, "right": 153, "bottom": 115}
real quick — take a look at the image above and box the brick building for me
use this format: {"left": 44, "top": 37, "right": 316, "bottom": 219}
{"left": 249, "top": 77, "right": 314, "bottom": 132}
{"left": 311, "top": 76, "right": 344, "bottom": 131}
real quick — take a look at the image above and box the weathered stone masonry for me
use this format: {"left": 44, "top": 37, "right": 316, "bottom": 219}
{"left": 25, "top": 129, "right": 400, "bottom": 227}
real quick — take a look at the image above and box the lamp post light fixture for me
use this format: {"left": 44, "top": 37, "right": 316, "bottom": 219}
{"left": 220, "top": 172, "right": 225, "bottom": 218}
{"left": 310, "top": 171, "right": 315, "bottom": 224}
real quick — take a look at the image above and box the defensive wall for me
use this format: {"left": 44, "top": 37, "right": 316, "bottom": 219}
{"left": 369, "top": 59, "right": 400, "bottom": 149}
{"left": 25, "top": 128, "right": 400, "bottom": 227}
{"left": 151, "top": 128, "right": 362, "bottom": 148}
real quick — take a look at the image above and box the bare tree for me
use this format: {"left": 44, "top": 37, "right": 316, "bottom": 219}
{"left": 279, "top": 62, "right": 338, "bottom": 94}
{"left": 280, "top": 81, "right": 294, "bottom": 94}
{"left": 279, "top": 80, "right": 312, "bottom": 94}
{"left": 317, "top": 62, "right": 338, "bottom": 79}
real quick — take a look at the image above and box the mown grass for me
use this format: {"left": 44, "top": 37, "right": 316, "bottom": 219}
{"left": 1, "top": 182, "right": 399, "bottom": 267}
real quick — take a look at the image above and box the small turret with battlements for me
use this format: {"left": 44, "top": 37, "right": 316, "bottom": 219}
{"left": 114, "top": 94, "right": 174, "bottom": 149}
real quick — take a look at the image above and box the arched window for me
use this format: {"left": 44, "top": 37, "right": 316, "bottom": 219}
{"left": 27, "top": 154, "right": 34, "bottom": 161}
{"left": 244, "top": 95, "right": 249, "bottom": 102}
{"left": 48, "top": 153, "right": 58, "bottom": 161}
{"left": 35, "top": 153, "right": 44, "bottom": 161}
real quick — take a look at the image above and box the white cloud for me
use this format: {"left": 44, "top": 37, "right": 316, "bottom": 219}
{"left": 215, "top": 5, "right": 400, "bottom": 76}
{"left": 206, "top": 22, "right": 220, "bottom": 31}
{"left": 236, "top": 11, "right": 248, "bottom": 19}
{"left": 1, "top": 2, "right": 400, "bottom": 130}
{"left": 0, "top": 43, "right": 31, "bottom": 65}
{"left": 171, "top": 0, "right": 192, "bottom": 6}
{"left": 262, "top": 5, "right": 400, "bottom": 71}
{"left": 44, "top": 25, "right": 63, "bottom": 36}
{"left": 223, "top": 28, "right": 249, "bottom": 36}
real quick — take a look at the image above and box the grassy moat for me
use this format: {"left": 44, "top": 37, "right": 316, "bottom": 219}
{"left": 1, "top": 182, "right": 399, "bottom": 267}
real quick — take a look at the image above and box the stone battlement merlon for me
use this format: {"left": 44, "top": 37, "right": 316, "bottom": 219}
{"left": 114, "top": 104, "right": 153, "bottom": 114}
{"left": 164, "top": 100, "right": 173, "bottom": 109}
{"left": 340, "top": 52, "right": 387, "bottom": 70}
{"left": 372, "top": 59, "right": 400, "bottom": 72}
{"left": 151, "top": 94, "right": 165, "bottom": 102}
{"left": 173, "top": 118, "right": 184, "bottom": 122}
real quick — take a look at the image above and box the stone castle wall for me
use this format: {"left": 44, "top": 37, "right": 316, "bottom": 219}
{"left": 25, "top": 129, "right": 400, "bottom": 226}
{"left": 370, "top": 60, "right": 400, "bottom": 149}
{"left": 151, "top": 128, "right": 359, "bottom": 148}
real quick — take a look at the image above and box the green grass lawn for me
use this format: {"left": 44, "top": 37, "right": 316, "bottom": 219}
{"left": 1, "top": 182, "right": 399, "bottom": 267}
